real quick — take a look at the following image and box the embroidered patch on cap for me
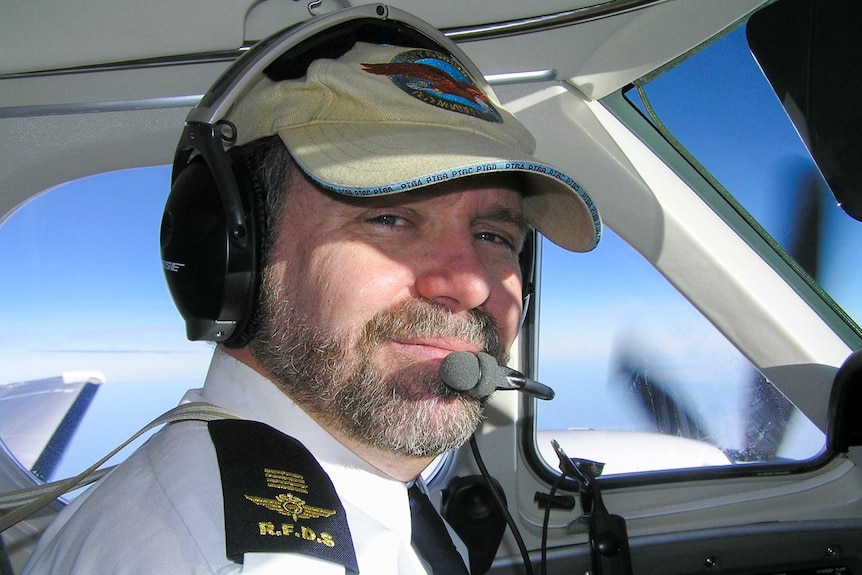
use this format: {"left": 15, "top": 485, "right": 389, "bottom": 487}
{"left": 362, "top": 49, "right": 503, "bottom": 123}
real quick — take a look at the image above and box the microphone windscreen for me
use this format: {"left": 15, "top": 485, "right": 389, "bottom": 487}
{"left": 439, "top": 352, "right": 480, "bottom": 391}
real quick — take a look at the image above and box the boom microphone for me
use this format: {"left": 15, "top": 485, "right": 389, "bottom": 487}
{"left": 439, "top": 352, "right": 555, "bottom": 400}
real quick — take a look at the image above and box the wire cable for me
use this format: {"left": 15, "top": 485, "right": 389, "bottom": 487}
{"left": 540, "top": 474, "right": 564, "bottom": 575}
{"left": 469, "top": 434, "right": 534, "bottom": 575}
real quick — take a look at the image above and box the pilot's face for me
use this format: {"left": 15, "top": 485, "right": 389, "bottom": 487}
{"left": 252, "top": 168, "right": 525, "bottom": 459}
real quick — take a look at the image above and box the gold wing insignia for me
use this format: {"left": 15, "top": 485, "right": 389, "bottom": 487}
{"left": 244, "top": 495, "right": 285, "bottom": 514}
{"left": 245, "top": 492, "right": 337, "bottom": 522}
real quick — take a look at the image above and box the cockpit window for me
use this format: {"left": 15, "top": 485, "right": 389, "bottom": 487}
{"left": 0, "top": 167, "right": 212, "bottom": 486}
{"left": 625, "top": 24, "right": 862, "bottom": 331}
{"left": 533, "top": 14, "right": 841, "bottom": 478}
{"left": 535, "top": 231, "right": 824, "bottom": 477}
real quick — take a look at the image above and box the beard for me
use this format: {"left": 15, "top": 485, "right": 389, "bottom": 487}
{"left": 250, "top": 277, "right": 507, "bottom": 459}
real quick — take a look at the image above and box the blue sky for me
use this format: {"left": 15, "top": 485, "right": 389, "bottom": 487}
{"left": 634, "top": 26, "right": 862, "bottom": 322}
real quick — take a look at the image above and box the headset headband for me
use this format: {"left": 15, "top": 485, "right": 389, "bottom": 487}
{"left": 187, "top": 5, "right": 494, "bottom": 128}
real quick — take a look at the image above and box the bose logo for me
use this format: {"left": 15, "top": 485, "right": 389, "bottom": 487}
{"left": 163, "top": 260, "right": 186, "bottom": 272}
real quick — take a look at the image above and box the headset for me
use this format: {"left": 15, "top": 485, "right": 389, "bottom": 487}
{"left": 160, "top": 4, "right": 538, "bottom": 348}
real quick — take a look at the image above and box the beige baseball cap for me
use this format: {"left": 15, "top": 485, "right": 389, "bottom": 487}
{"left": 226, "top": 41, "right": 601, "bottom": 252}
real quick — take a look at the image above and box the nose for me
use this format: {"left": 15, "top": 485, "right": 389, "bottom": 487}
{"left": 413, "top": 233, "right": 493, "bottom": 314}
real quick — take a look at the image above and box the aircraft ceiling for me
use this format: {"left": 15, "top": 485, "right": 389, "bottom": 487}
{"left": 2, "top": 0, "right": 764, "bottom": 99}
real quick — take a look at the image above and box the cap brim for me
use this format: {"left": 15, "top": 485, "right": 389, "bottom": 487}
{"left": 278, "top": 122, "right": 602, "bottom": 252}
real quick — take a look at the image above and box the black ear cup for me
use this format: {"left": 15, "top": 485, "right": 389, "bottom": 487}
{"left": 223, "top": 151, "right": 269, "bottom": 348}
{"left": 160, "top": 153, "right": 263, "bottom": 347}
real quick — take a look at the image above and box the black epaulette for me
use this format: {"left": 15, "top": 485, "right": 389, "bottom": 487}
{"left": 208, "top": 419, "right": 359, "bottom": 574}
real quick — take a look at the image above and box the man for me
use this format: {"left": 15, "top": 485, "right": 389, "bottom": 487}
{"left": 23, "top": 7, "right": 600, "bottom": 575}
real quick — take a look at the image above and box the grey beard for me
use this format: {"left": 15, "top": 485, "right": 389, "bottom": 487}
{"left": 251, "top": 289, "right": 506, "bottom": 458}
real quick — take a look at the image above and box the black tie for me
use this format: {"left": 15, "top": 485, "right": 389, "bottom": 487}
{"left": 408, "top": 484, "right": 470, "bottom": 574}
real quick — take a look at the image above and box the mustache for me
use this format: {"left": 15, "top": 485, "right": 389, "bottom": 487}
{"left": 359, "top": 299, "right": 505, "bottom": 363}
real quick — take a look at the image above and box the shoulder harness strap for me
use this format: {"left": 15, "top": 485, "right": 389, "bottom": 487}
{"left": 0, "top": 401, "right": 238, "bottom": 533}
{"left": 208, "top": 419, "right": 359, "bottom": 574}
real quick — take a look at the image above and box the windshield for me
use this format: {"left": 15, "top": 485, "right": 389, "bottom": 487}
{"left": 534, "top": 4, "right": 859, "bottom": 478}
{"left": 626, "top": 24, "right": 862, "bottom": 330}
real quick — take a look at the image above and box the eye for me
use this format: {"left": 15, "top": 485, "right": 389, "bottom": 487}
{"left": 368, "top": 213, "right": 407, "bottom": 227}
{"left": 476, "top": 231, "right": 517, "bottom": 252}
{"left": 360, "top": 208, "right": 419, "bottom": 237}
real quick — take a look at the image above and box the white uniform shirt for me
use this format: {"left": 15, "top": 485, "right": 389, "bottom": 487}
{"left": 23, "top": 349, "right": 465, "bottom": 574}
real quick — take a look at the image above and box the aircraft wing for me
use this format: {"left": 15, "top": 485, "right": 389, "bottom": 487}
{"left": 0, "top": 372, "right": 103, "bottom": 481}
